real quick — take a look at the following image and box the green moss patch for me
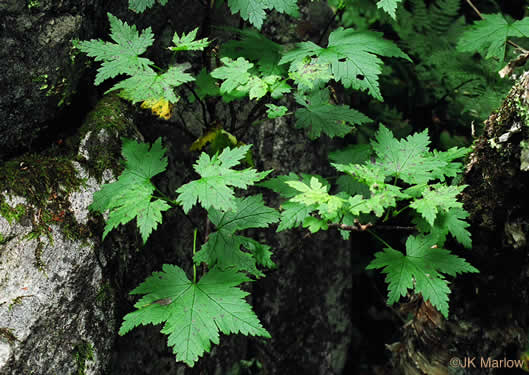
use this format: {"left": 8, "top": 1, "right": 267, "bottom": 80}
{"left": 73, "top": 340, "right": 94, "bottom": 375}
{"left": 0, "top": 327, "right": 17, "bottom": 344}
{"left": 0, "top": 155, "right": 88, "bottom": 266}
{"left": 76, "top": 94, "right": 138, "bottom": 181}
{"left": 0, "top": 155, "right": 83, "bottom": 208}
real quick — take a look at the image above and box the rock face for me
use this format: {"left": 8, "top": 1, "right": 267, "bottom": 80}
{"left": 0, "top": 0, "right": 90, "bottom": 160}
{"left": 0, "top": 94, "right": 137, "bottom": 375}
{"left": 0, "top": 187, "right": 114, "bottom": 375}
{"left": 249, "top": 116, "right": 353, "bottom": 375}
{"left": 0, "top": 169, "right": 115, "bottom": 374}
{"left": 0, "top": 0, "right": 204, "bottom": 160}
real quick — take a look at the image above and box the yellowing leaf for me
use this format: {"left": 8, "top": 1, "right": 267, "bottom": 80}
{"left": 190, "top": 126, "right": 238, "bottom": 152}
{"left": 140, "top": 97, "right": 174, "bottom": 120}
{"left": 521, "top": 350, "right": 529, "bottom": 371}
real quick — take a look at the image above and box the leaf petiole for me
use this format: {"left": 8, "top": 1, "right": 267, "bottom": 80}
{"left": 366, "top": 228, "right": 393, "bottom": 249}
{"left": 193, "top": 228, "right": 197, "bottom": 283}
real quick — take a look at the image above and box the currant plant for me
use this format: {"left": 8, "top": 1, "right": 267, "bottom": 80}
{"left": 80, "top": 0, "right": 529, "bottom": 368}
{"left": 260, "top": 124, "right": 478, "bottom": 317}
{"left": 89, "top": 139, "right": 275, "bottom": 365}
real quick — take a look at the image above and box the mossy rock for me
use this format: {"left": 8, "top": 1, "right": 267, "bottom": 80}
{"left": 0, "top": 93, "right": 140, "bottom": 263}
{"left": 76, "top": 93, "right": 140, "bottom": 181}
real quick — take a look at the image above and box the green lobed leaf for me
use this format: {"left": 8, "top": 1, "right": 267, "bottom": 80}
{"left": 221, "top": 28, "right": 284, "bottom": 74}
{"left": 335, "top": 175, "right": 371, "bottom": 196}
{"left": 414, "top": 208, "right": 472, "bottom": 249}
{"left": 211, "top": 57, "right": 286, "bottom": 100}
{"left": 240, "top": 237, "right": 276, "bottom": 269}
{"left": 302, "top": 216, "right": 328, "bottom": 233}
{"left": 191, "top": 68, "right": 220, "bottom": 102}
{"left": 410, "top": 184, "right": 466, "bottom": 226}
{"left": 286, "top": 176, "right": 366, "bottom": 224}
{"left": 211, "top": 57, "right": 253, "bottom": 94}
{"left": 194, "top": 195, "right": 279, "bottom": 276}
{"left": 371, "top": 125, "right": 444, "bottom": 184}
{"left": 108, "top": 65, "right": 194, "bottom": 104}
{"left": 429, "top": 147, "right": 471, "bottom": 181}
{"left": 170, "top": 28, "right": 210, "bottom": 51}
{"left": 195, "top": 233, "right": 263, "bottom": 277}
{"left": 323, "top": 28, "right": 411, "bottom": 99}
{"left": 176, "top": 145, "right": 269, "bottom": 213}
{"left": 269, "top": 80, "right": 292, "bottom": 98}
{"left": 119, "top": 265, "right": 270, "bottom": 366}
{"left": 281, "top": 28, "right": 410, "bottom": 100}
{"left": 129, "top": 0, "right": 155, "bottom": 12}
{"left": 258, "top": 173, "right": 305, "bottom": 198}
{"left": 295, "top": 89, "right": 371, "bottom": 139}
{"left": 246, "top": 76, "right": 268, "bottom": 99}
{"left": 367, "top": 235, "right": 478, "bottom": 318}
{"left": 265, "top": 104, "right": 288, "bottom": 119}
{"left": 259, "top": 173, "right": 334, "bottom": 230}
{"left": 457, "top": 14, "right": 529, "bottom": 61}
{"left": 276, "top": 201, "right": 314, "bottom": 231}
{"left": 89, "top": 138, "right": 169, "bottom": 244}
{"left": 442, "top": 208, "right": 472, "bottom": 249}
{"left": 377, "top": 0, "right": 404, "bottom": 19}
{"left": 129, "top": 0, "right": 168, "bottom": 12}
{"left": 288, "top": 60, "right": 333, "bottom": 92}
{"left": 207, "top": 194, "right": 279, "bottom": 232}
{"left": 77, "top": 13, "right": 154, "bottom": 85}
{"left": 279, "top": 42, "right": 322, "bottom": 65}
{"left": 227, "top": 0, "right": 299, "bottom": 29}
{"left": 328, "top": 144, "right": 373, "bottom": 165}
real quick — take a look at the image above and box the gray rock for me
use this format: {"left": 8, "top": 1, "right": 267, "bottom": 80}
{"left": 0, "top": 0, "right": 94, "bottom": 160}
{"left": 0, "top": 94, "right": 133, "bottom": 375}
{"left": 0, "top": 175, "right": 116, "bottom": 375}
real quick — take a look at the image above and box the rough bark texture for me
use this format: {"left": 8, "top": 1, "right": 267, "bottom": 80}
{"left": 390, "top": 72, "right": 529, "bottom": 374}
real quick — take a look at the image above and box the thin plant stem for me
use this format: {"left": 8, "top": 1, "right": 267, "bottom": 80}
{"left": 465, "top": 0, "right": 483, "bottom": 19}
{"left": 193, "top": 228, "right": 198, "bottom": 283}
{"left": 366, "top": 228, "right": 393, "bottom": 249}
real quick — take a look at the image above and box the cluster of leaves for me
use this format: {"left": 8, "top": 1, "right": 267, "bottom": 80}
{"left": 389, "top": 0, "right": 529, "bottom": 129}
{"left": 91, "top": 141, "right": 275, "bottom": 365}
{"left": 130, "top": 0, "right": 300, "bottom": 29}
{"left": 80, "top": 0, "right": 529, "bottom": 368}
{"left": 326, "top": 0, "right": 526, "bottom": 146}
{"left": 201, "top": 25, "right": 410, "bottom": 141}
{"left": 261, "top": 125, "right": 476, "bottom": 317}
{"left": 76, "top": 13, "right": 205, "bottom": 106}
